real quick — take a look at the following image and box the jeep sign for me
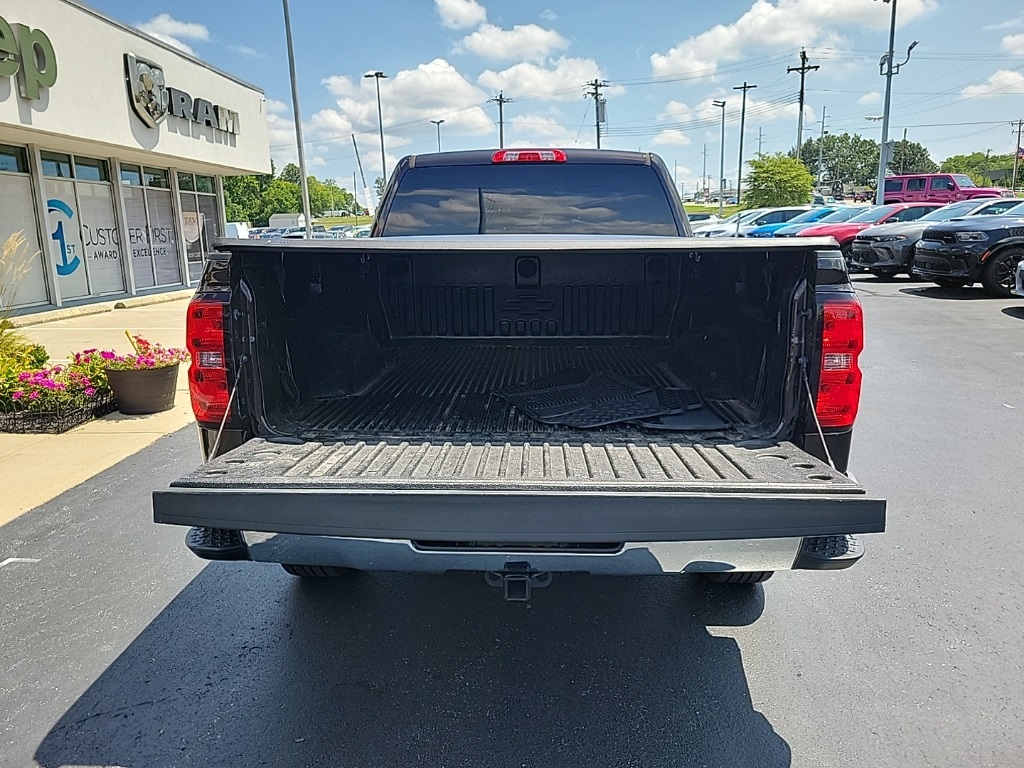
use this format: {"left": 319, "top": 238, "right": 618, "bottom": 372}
{"left": 0, "top": 14, "right": 58, "bottom": 100}
{"left": 124, "top": 53, "right": 239, "bottom": 135}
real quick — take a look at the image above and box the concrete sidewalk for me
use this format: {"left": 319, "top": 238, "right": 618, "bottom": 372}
{"left": 1, "top": 299, "right": 196, "bottom": 527}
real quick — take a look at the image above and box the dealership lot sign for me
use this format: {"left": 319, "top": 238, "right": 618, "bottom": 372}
{"left": 125, "top": 53, "right": 239, "bottom": 135}
{"left": 0, "top": 14, "right": 58, "bottom": 100}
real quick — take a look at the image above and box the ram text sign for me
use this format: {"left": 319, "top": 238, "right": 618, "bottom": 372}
{"left": 125, "top": 53, "right": 239, "bottom": 135}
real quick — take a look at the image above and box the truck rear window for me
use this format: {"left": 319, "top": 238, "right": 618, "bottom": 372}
{"left": 379, "top": 163, "right": 681, "bottom": 236}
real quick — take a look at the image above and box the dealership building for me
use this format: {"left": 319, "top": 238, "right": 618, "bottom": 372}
{"left": 0, "top": 0, "right": 270, "bottom": 312}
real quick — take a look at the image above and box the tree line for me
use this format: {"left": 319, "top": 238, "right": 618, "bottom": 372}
{"left": 222, "top": 163, "right": 369, "bottom": 226}
{"left": 742, "top": 134, "right": 1019, "bottom": 208}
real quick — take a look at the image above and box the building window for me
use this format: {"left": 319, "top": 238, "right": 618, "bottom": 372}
{"left": 41, "top": 150, "right": 126, "bottom": 299}
{"left": 40, "top": 151, "right": 73, "bottom": 178}
{"left": 120, "top": 164, "right": 143, "bottom": 186}
{"left": 0, "top": 143, "right": 49, "bottom": 307}
{"left": 144, "top": 167, "right": 169, "bottom": 188}
{"left": 195, "top": 175, "right": 215, "bottom": 194}
{"left": 74, "top": 156, "right": 110, "bottom": 183}
{"left": 178, "top": 174, "right": 222, "bottom": 284}
{"left": 124, "top": 165, "right": 181, "bottom": 290}
{"left": 0, "top": 144, "right": 28, "bottom": 174}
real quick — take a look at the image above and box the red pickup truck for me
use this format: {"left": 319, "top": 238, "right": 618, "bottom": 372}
{"left": 881, "top": 173, "right": 1008, "bottom": 205}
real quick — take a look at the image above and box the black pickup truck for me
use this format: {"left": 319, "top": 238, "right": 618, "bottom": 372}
{"left": 154, "top": 149, "right": 884, "bottom": 599}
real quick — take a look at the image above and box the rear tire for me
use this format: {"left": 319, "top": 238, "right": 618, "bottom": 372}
{"left": 281, "top": 564, "right": 351, "bottom": 578}
{"left": 702, "top": 571, "right": 774, "bottom": 584}
{"left": 980, "top": 248, "right": 1023, "bottom": 298}
{"left": 934, "top": 278, "right": 968, "bottom": 289}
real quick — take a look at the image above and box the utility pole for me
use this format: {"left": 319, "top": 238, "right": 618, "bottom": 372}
{"left": 713, "top": 100, "right": 726, "bottom": 217}
{"left": 757, "top": 127, "right": 763, "bottom": 156}
{"left": 586, "top": 79, "right": 609, "bottom": 149}
{"left": 874, "top": 0, "right": 919, "bottom": 204}
{"left": 489, "top": 91, "right": 512, "bottom": 148}
{"left": 701, "top": 144, "right": 708, "bottom": 198}
{"left": 281, "top": 0, "right": 312, "bottom": 238}
{"left": 1013, "top": 119, "right": 1023, "bottom": 193}
{"left": 816, "top": 107, "right": 828, "bottom": 186}
{"left": 734, "top": 81, "right": 757, "bottom": 230}
{"left": 787, "top": 48, "right": 819, "bottom": 155}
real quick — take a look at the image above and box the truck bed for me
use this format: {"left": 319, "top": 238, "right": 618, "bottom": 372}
{"left": 272, "top": 343, "right": 740, "bottom": 442}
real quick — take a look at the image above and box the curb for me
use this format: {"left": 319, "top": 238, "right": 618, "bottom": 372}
{"left": 9, "top": 289, "right": 194, "bottom": 328}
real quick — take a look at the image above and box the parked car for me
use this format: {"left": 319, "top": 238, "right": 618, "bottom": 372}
{"left": 686, "top": 212, "right": 721, "bottom": 224}
{"left": 247, "top": 227, "right": 273, "bottom": 239}
{"left": 798, "top": 203, "right": 945, "bottom": 262}
{"left": 913, "top": 202, "right": 1024, "bottom": 296}
{"left": 691, "top": 208, "right": 772, "bottom": 236}
{"left": 851, "top": 198, "right": 1023, "bottom": 278}
{"left": 773, "top": 207, "right": 863, "bottom": 237}
{"left": 329, "top": 224, "right": 355, "bottom": 237}
{"left": 745, "top": 206, "right": 846, "bottom": 238}
{"left": 730, "top": 206, "right": 814, "bottom": 237}
{"left": 880, "top": 173, "right": 1010, "bottom": 205}
{"left": 156, "top": 148, "right": 884, "bottom": 593}
{"left": 350, "top": 224, "right": 372, "bottom": 238}
{"left": 258, "top": 228, "right": 284, "bottom": 239}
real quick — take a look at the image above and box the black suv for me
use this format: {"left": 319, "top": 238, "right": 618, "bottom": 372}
{"left": 913, "top": 202, "right": 1024, "bottom": 296}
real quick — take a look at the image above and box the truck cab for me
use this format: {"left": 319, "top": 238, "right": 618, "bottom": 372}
{"left": 882, "top": 173, "right": 1008, "bottom": 205}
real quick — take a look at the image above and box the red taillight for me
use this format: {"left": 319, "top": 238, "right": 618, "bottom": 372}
{"left": 816, "top": 299, "right": 863, "bottom": 429}
{"left": 186, "top": 297, "right": 229, "bottom": 424}
{"left": 492, "top": 149, "right": 567, "bottom": 163}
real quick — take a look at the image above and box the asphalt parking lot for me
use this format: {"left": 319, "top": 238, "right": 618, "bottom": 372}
{"left": 1, "top": 274, "right": 1022, "bottom": 767}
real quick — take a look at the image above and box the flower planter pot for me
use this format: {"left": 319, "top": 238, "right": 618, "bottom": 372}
{"left": 105, "top": 364, "right": 180, "bottom": 415}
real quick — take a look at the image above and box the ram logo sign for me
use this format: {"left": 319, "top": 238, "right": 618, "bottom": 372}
{"left": 125, "top": 53, "right": 168, "bottom": 129}
{"left": 124, "top": 53, "right": 240, "bottom": 136}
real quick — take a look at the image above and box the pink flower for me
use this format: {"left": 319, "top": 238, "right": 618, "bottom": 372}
{"left": 83, "top": 348, "right": 97, "bottom": 354}
{"left": 17, "top": 372, "right": 31, "bottom": 382}
{"left": 28, "top": 391, "right": 40, "bottom": 400}
{"left": 84, "top": 387, "right": 96, "bottom": 396}
{"left": 100, "top": 350, "right": 115, "bottom": 360}
{"left": 11, "top": 391, "right": 23, "bottom": 400}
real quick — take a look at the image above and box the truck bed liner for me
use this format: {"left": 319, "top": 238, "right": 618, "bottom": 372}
{"left": 280, "top": 344, "right": 739, "bottom": 441}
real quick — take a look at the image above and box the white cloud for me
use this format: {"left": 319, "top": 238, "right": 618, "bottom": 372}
{"left": 479, "top": 57, "right": 621, "bottom": 101}
{"left": 857, "top": 91, "right": 882, "bottom": 106}
{"left": 507, "top": 113, "right": 580, "bottom": 147}
{"left": 455, "top": 23, "right": 569, "bottom": 61}
{"left": 985, "top": 16, "right": 1024, "bottom": 31}
{"left": 650, "top": 0, "right": 937, "bottom": 79}
{"left": 651, "top": 130, "right": 692, "bottom": 146}
{"left": 540, "top": 9, "right": 558, "bottom": 22}
{"left": 435, "top": 0, "right": 487, "bottom": 29}
{"left": 229, "top": 44, "right": 262, "bottom": 58}
{"left": 136, "top": 13, "right": 209, "bottom": 55}
{"left": 961, "top": 70, "right": 1024, "bottom": 98}
{"left": 1002, "top": 34, "right": 1024, "bottom": 56}
{"left": 265, "top": 99, "right": 290, "bottom": 114}
{"left": 319, "top": 59, "right": 494, "bottom": 173}
{"left": 266, "top": 111, "right": 299, "bottom": 168}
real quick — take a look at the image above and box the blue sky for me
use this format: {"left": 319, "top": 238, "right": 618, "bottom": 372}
{"left": 90, "top": 0, "right": 1024, "bottom": 193}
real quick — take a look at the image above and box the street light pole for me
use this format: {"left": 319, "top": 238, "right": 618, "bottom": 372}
{"left": 364, "top": 70, "right": 388, "bottom": 183}
{"left": 873, "top": 1, "right": 918, "bottom": 204}
{"left": 431, "top": 119, "right": 445, "bottom": 152}
{"left": 281, "top": 0, "right": 312, "bottom": 238}
{"left": 713, "top": 100, "right": 726, "bottom": 218}
{"left": 734, "top": 81, "right": 757, "bottom": 234}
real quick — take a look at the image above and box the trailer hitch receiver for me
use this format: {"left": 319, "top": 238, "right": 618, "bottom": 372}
{"left": 484, "top": 562, "right": 553, "bottom": 602}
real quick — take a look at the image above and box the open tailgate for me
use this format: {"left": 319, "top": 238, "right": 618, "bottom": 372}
{"left": 153, "top": 439, "right": 885, "bottom": 542}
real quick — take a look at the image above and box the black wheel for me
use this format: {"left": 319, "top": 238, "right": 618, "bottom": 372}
{"left": 933, "top": 278, "right": 968, "bottom": 289}
{"left": 980, "top": 248, "right": 1023, "bottom": 298}
{"left": 870, "top": 267, "right": 900, "bottom": 280}
{"left": 702, "top": 571, "right": 774, "bottom": 584}
{"left": 281, "top": 563, "right": 351, "bottom": 578}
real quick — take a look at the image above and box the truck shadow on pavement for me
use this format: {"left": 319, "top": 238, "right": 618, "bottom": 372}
{"left": 897, "top": 286, "right": 1003, "bottom": 301}
{"left": 35, "top": 566, "right": 791, "bottom": 768}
